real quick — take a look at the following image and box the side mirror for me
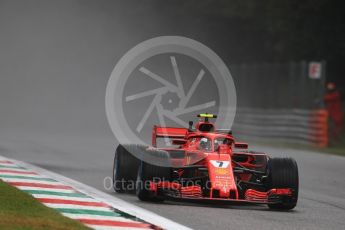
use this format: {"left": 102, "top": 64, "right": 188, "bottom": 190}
{"left": 188, "top": 121, "right": 193, "bottom": 131}
{"left": 234, "top": 142, "right": 248, "bottom": 149}
{"left": 172, "top": 139, "right": 187, "bottom": 145}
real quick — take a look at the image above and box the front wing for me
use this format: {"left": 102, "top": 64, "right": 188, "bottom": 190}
{"left": 150, "top": 181, "right": 293, "bottom": 205}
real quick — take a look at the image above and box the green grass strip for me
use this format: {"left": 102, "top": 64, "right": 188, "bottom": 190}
{"left": 56, "top": 208, "right": 121, "bottom": 217}
{"left": 23, "top": 190, "right": 89, "bottom": 198}
{"left": 0, "top": 180, "right": 89, "bottom": 230}
{"left": 0, "top": 175, "right": 57, "bottom": 182}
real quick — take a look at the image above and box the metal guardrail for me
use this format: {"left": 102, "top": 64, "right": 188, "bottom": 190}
{"left": 232, "top": 108, "right": 328, "bottom": 147}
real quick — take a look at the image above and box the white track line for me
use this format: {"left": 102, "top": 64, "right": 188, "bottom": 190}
{"left": 0, "top": 178, "right": 64, "bottom": 185}
{"left": 31, "top": 194, "right": 98, "bottom": 202}
{"left": 12, "top": 185, "right": 75, "bottom": 191}
{"left": 0, "top": 166, "right": 28, "bottom": 171}
{"left": 42, "top": 203, "right": 113, "bottom": 211}
{"left": 62, "top": 213, "right": 138, "bottom": 222}
{"left": 13, "top": 186, "right": 77, "bottom": 193}
{"left": 1, "top": 156, "right": 192, "bottom": 230}
{"left": 86, "top": 225, "right": 151, "bottom": 230}
{"left": 0, "top": 172, "right": 47, "bottom": 178}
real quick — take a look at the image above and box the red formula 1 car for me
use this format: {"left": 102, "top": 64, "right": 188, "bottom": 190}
{"left": 113, "top": 114, "right": 298, "bottom": 210}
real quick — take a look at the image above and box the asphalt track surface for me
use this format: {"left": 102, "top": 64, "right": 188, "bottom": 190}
{"left": 1, "top": 132, "right": 345, "bottom": 230}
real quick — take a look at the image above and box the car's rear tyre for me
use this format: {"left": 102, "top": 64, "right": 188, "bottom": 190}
{"left": 136, "top": 148, "right": 171, "bottom": 202}
{"left": 113, "top": 144, "right": 142, "bottom": 193}
{"left": 267, "top": 157, "right": 299, "bottom": 210}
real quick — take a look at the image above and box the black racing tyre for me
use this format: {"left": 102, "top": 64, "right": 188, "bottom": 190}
{"left": 113, "top": 144, "right": 142, "bottom": 193}
{"left": 267, "top": 157, "right": 299, "bottom": 210}
{"left": 136, "top": 148, "right": 171, "bottom": 202}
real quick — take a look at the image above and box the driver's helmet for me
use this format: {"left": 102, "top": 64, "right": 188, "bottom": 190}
{"left": 327, "top": 82, "right": 336, "bottom": 91}
{"left": 199, "top": 137, "right": 211, "bottom": 151}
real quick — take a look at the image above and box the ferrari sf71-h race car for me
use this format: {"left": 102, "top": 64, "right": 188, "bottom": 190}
{"left": 113, "top": 114, "right": 299, "bottom": 210}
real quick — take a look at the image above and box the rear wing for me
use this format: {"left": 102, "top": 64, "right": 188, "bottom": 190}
{"left": 152, "top": 125, "right": 188, "bottom": 147}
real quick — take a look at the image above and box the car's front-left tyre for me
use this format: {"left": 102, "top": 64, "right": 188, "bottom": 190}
{"left": 136, "top": 148, "right": 171, "bottom": 202}
{"left": 113, "top": 144, "right": 142, "bottom": 193}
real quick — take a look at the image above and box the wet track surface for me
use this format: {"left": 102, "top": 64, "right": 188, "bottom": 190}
{"left": 1, "top": 132, "right": 345, "bottom": 230}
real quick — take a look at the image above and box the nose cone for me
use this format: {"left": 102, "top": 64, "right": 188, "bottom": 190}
{"left": 219, "top": 188, "right": 230, "bottom": 198}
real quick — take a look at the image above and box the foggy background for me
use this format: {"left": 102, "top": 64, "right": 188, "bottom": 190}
{"left": 0, "top": 0, "right": 344, "bottom": 138}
